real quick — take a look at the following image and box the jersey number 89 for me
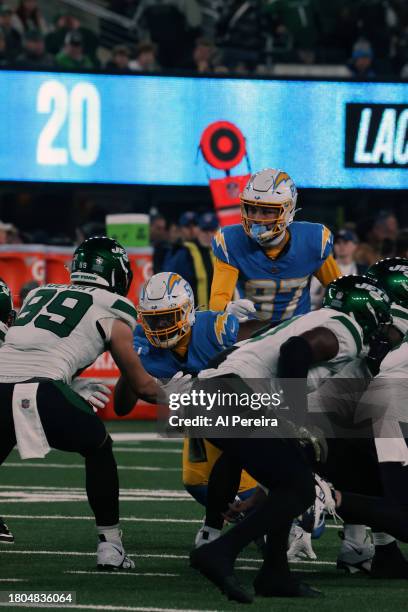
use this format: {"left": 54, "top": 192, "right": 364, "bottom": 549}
{"left": 15, "top": 289, "right": 93, "bottom": 338}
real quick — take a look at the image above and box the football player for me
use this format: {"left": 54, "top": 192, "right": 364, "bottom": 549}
{"left": 114, "top": 271, "right": 258, "bottom": 541}
{"left": 346, "top": 257, "right": 408, "bottom": 578}
{"left": 0, "top": 237, "right": 171, "bottom": 570}
{"left": 209, "top": 168, "right": 341, "bottom": 327}
{"left": 0, "top": 278, "right": 15, "bottom": 543}
{"left": 190, "top": 276, "right": 408, "bottom": 601}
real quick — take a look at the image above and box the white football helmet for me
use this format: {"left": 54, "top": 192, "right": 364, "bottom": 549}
{"left": 240, "top": 168, "right": 298, "bottom": 245}
{"left": 138, "top": 272, "right": 195, "bottom": 348}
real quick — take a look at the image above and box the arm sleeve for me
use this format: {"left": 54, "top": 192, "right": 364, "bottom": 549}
{"left": 212, "top": 312, "right": 239, "bottom": 348}
{"left": 314, "top": 254, "right": 341, "bottom": 287}
{"left": 209, "top": 257, "right": 239, "bottom": 311}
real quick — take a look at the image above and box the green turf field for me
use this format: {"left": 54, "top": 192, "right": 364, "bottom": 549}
{"left": 0, "top": 420, "right": 407, "bottom": 612}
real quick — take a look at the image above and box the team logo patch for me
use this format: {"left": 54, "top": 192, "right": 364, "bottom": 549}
{"left": 21, "top": 399, "right": 30, "bottom": 410}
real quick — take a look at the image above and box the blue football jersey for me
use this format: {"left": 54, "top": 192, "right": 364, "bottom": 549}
{"left": 134, "top": 310, "right": 239, "bottom": 378}
{"left": 212, "top": 222, "right": 333, "bottom": 322}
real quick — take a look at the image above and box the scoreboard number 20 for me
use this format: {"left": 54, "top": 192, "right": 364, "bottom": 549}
{"left": 36, "top": 80, "right": 101, "bottom": 167}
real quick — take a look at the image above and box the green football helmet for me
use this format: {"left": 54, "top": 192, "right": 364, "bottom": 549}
{"left": 0, "top": 278, "right": 15, "bottom": 326}
{"left": 367, "top": 257, "right": 408, "bottom": 307}
{"left": 323, "top": 274, "right": 391, "bottom": 342}
{"left": 71, "top": 236, "right": 133, "bottom": 297}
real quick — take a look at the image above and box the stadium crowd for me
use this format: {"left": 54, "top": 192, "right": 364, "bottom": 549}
{"left": 1, "top": 0, "right": 408, "bottom": 77}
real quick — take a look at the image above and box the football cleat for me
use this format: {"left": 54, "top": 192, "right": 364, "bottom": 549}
{"left": 194, "top": 525, "right": 221, "bottom": 548}
{"left": 0, "top": 518, "right": 14, "bottom": 543}
{"left": 336, "top": 536, "right": 374, "bottom": 574}
{"left": 287, "top": 525, "right": 317, "bottom": 561}
{"left": 295, "top": 474, "right": 335, "bottom": 539}
{"left": 190, "top": 544, "right": 253, "bottom": 603}
{"left": 314, "top": 474, "right": 339, "bottom": 521}
{"left": 97, "top": 535, "right": 135, "bottom": 571}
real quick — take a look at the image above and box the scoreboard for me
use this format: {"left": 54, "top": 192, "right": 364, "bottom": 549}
{"left": 0, "top": 70, "right": 407, "bottom": 188}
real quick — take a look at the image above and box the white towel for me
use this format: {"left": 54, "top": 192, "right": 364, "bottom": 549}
{"left": 12, "top": 383, "right": 51, "bottom": 460}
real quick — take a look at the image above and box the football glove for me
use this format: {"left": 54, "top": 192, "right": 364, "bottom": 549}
{"left": 366, "top": 333, "right": 392, "bottom": 376}
{"left": 226, "top": 299, "right": 256, "bottom": 323}
{"left": 160, "top": 371, "right": 193, "bottom": 403}
{"left": 298, "top": 425, "right": 328, "bottom": 464}
{"left": 71, "top": 378, "right": 111, "bottom": 412}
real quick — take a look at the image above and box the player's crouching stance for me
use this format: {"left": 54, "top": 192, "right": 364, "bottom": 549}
{"left": 0, "top": 237, "right": 162, "bottom": 570}
{"left": 189, "top": 276, "right": 408, "bottom": 602}
{"left": 114, "top": 271, "right": 258, "bottom": 544}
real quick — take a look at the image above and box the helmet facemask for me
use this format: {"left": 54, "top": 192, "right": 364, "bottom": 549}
{"left": 138, "top": 299, "right": 193, "bottom": 348}
{"left": 240, "top": 169, "right": 298, "bottom": 247}
{"left": 241, "top": 198, "right": 294, "bottom": 246}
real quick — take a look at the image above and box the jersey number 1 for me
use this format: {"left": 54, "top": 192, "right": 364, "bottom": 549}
{"left": 15, "top": 289, "right": 93, "bottom": 338}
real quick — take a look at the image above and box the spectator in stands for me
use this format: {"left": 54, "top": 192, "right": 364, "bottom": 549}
{"left": 105, "top": 44, "right": 131, "bottom": 72}
{"left": 179, "top": 211, "right": 197, "bottom": 241}
{"left": 184, "top": 37, "right": 217, "bottom": 72}
{"left": 12, "top": 0, "right": 48, "bottom": 36}
{"left": 163, "top": 211, "right": 218, "bottom": 309}
{"left": 162, "top": 211, "right": 197, "bottom": 269}
{"left": 168, "top": 221, "right": 181, "bottom": 245}
{"left": 0, "top": 5, "right": 21, "bottom": 60}
{"left": 369, "top": 210, "right": 399, "bottom": 254}
{"left": 217, "top": 0, "right": 265, "bottom": 69}
{"left": 150, "top": 214, "right": 169, "bottom": 274}
{"left": 15, "top": 29, "right": 54, "bottom": 68}
{"left": 311, "top": 227, "right": 363, "bottom": 310}
{"left": 0, "top": 220, "right": 12, "bottom": 245}
{"left": 334, "top": 229, "right": 367, "bottom": 274}
{"left": 129, "top": 41, "right": 159, "bottom": 71}
{"left": 354, "top": 243, "right": 380, "bottom": 267}
{"left": 347, "top": 40, "right": 376, "bottom": 79}
{"left": 139, "top": 1, "right": 195, "bottom": 69}
{"left": 356, "top": 209, "right": 399, "bottom": 262}
{"left": 56, "top": 30, "right": 94, "bottom": 70}
{"left": 354, "top": 0, "right": 393, "bottom": 61}
{"left": 46, "top": 11, "right": 99, "bottom": 67}
{"left": 264, "top": 0, "right": 318, "bottom": 64}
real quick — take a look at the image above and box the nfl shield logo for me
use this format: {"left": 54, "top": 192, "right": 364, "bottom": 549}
{"left": 21, "top": 399, "right": 30, "bottom": 410}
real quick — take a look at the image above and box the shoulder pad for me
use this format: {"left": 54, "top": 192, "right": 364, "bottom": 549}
{"left": 110, "top": 296, "right": 137, "bottom": 331}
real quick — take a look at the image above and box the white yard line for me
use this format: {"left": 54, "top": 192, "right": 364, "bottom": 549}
{"left": 0, "top": 604, "right": 218, "bottom": 612}
{"left": 2, "top": 515, "right": 201, "bottom": 524}
{"left": 65, "top": 571, "right": 180, "bottom": 578}
{"left": 0, "top": 578, "right": 27, "bottom": 582}
{"left": 0, "top": 485, "right": 192, "bottom": 504}
{"left": 114, "top": 448, "right": 181, "bottom": 454}
{"left": 3, "top": 463, "right": 180, "bottom": 473}
{"left": 0, "top": 550, "right": 335, "bottom": 566}
{"left": 111, "top": 434, "right": 180, "bottom": 443}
